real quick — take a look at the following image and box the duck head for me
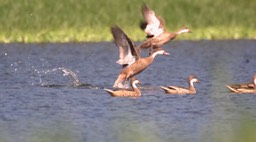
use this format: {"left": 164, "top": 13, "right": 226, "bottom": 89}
{"left": 132, "top": 79, "right": 141, "bottom": 88}
{"left": 188, "top": 75, "right": 199, "bottom": 87}
{"left": 130, "top": 77, "right": 141, "bottom": 84}
{"left": 152, "top": 48, "right": 170, "bottom": 56}
{"left": 176, "top": 27, "right": 191, "bottom": 35}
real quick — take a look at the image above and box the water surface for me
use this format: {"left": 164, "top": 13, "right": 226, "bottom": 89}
{"left": 0, "top": 40, "right": 256, "bottom": 142}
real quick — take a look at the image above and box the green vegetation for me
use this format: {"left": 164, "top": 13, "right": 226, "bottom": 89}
{"left": 1, "top": 116, "right": 256, "bottom": 142}
{"left": 0, "top": 0, "right": 255, "bottom": 42}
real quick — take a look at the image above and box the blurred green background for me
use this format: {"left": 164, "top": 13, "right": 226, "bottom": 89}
{"left": 0, "top": 0, "right": 255, "bottom": 42}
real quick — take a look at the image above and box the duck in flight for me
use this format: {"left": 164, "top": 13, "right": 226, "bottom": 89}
{"left": 111, "top": 26, "right": 169, "bottom": 88}
{"left": 139, "top": 3, "right": 191, "bottom": 51}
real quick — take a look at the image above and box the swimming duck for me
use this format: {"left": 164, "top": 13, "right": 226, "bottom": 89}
{"left": 139, "top": 4, "right": 191, "bottom": 50}
{"left": 111, "top": 26, "right": 169, "bottom": 88}
{"left": 226, "top": 74, "right": 256, "bottom": 93}
{"left": 160, "top": 75, "right": 199, "bottom": 94}
{"left": 105, "top": 79, "right": 141, "bottom": 97}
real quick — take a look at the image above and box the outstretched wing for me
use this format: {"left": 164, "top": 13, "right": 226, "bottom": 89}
{"left": 141, "top": 4, "right": 165, "bottom": 37}
{"left": 111, "top": 26, "right": 140, "bottom": 66}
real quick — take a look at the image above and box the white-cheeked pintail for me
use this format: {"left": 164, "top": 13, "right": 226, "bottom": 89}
{"left": 139, "top": 3, "right": 191, "bottom": 50}
{"left": 111, "top": 26, "right": 169, "bottom": 89}
{"left": 226, "top": 74, "right": 256, "bottom": 94}
{"left": 160, "top": 75, "right": 199, "bottom": 94}
{"left": 105, "top": 79, "right": 141, "bottom": 97}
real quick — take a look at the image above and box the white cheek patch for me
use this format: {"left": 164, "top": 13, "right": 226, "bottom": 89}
{"left": 190, "top": 78, "right": 198, "bottom": 86}
{"left": 254, "top": 79, "right": 256, "bottom": 85}
{"left": 152, "top": 50, "right": 164, "bottom": 58}
{"left": 178, "top": 29, "right": 189, "bottom": 35}
{"left": 157, "top": 50, "right": 164, "bottom": 54}
{"left": 132, "top": 80, "right": 139, "bottom": 87}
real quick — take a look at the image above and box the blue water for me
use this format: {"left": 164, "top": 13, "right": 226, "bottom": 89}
{"left": 0, "top": 40, "right": 256, "bottom": 142}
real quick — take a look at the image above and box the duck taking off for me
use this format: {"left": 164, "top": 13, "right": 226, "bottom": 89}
{"left": 111, "top": 26, "right": 169, "bottom": 88}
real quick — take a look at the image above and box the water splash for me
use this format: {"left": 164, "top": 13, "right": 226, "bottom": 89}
{"left": 36, "top": 67, "right": 100, "bottom": 89}
{"left": 38, "top": 67, "right": 82, "bottom": 87}
{"left": 59, "top": 67, "right": 81, "bottom": 87}
{"left": 8, "top": 57, "right": 97, "bottom": 88}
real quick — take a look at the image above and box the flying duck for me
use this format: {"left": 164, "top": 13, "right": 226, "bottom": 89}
{"left": 111, "top": 26, "right": 169, "bottom": 88}
{"left": 139, "top": 4, "right": 191, "bottom": 50}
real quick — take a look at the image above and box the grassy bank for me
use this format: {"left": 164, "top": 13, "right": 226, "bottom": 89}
{"left": 0, "top": 0, "right": 255, "bottom": 42}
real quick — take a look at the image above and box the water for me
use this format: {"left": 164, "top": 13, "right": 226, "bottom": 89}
{"left": 0, "top": 40, "right": 256, "bottom": 142}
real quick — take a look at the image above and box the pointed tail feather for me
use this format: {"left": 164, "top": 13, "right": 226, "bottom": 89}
{"left": 160, "top": 86, "right": 169, "bottom": 93}
{"left": 104, "top": 89, "right": 114, "bottom": 94}
{"left": 160, "top": 86, "right": 167, "bottom": 90}
{"left": 105, "top": 88, "right": 119, "bottom": 97}
{"left": 226, "top": 85, "right": 239, "bottom": 93}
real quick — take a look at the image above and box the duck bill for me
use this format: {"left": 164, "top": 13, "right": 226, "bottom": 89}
{"left": 163, "top": 51, "right": 170, "bottom": 56}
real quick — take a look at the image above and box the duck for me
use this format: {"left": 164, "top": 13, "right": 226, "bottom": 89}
{"left": 139, "top": 3, "right": 191, "bottom": 50}
{"left": 104, "top": 78, "right": 141, "bottom": 97}
{"left": 113, "top": 47, "right": 169, "bottom": 88}
{"left": 111, "top": 26, "right": 169, "bottom": 88}
{"left": 111, "top": 26, "right": 140, "bottom": 88}
{"left": 160, "top": 75, "right": 199, "bottom": 94}
{"left": 226, "top": 74, "right": 256, "bottom": 93}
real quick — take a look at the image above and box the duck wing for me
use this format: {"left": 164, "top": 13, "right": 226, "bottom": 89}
{"left": 111, "top": 26, "right": 140, "bottom": 67}
{"left": 167, "top": 86, "right": 188, "bottom": 91}
{"left": 228, "top": 83, "right": 254, "bottom": 89}
{"left": 141, "top": 4, "right": 165, "bottom": 37}
{"left": 167, "top": 86, "right": 179, "bottom": 90}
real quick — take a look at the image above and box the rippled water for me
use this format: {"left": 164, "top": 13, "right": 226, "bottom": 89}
{"left": 0, "top": 40, "right": 256, "bottom": 142}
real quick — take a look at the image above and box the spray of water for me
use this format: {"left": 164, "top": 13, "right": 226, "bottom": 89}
{"left": 38, "top": 67, "right": 82, "bottom": 87}
{"left": 8, "top": 57, "right": 96, "bottom": 88}
{"left": 59, "top": 67, "right": 81, "bottom": 86}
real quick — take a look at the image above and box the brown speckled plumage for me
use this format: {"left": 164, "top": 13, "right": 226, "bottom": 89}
{"left": 105, "top": 79, "right": 141, "bottom": 97}
{"left": 226, "top": 74, "right": 256, "bottom": 94}
{"left": 160, "top": 75, "right": 199, "bottom": 95}
{"left": 113, "top": 49, "right": 168, "bottom": 88}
